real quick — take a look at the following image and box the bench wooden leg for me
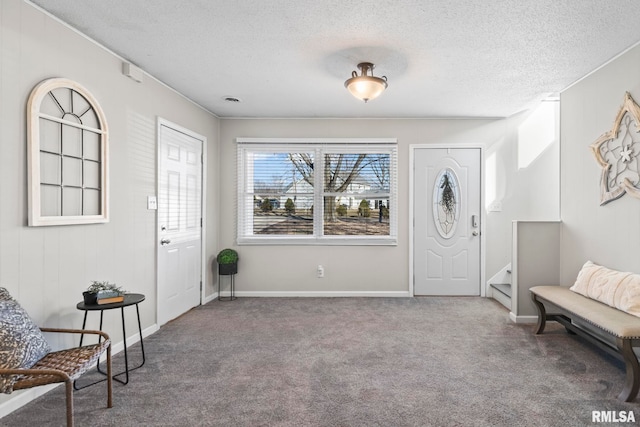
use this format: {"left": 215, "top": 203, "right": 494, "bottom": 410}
{"left": 616, "top": 337, "right": 640, "bottom": 402}
{"left": 530, "top": 293, "right": 547, "bottom": 334}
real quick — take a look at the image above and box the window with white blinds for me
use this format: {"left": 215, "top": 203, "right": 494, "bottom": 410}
{"left": 237, "top": 138, "right": 397, "bottom": 245}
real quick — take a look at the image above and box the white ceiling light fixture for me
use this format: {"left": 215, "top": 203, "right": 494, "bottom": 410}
{"left": 344, "top": 62, "right": 388, "bottom": 103}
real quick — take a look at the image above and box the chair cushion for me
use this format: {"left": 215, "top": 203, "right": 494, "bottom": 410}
{"left": 570, "top": 261, "right": 640, "bottom": 318}
{"left": 0, "top": 287, "right": 51, "bottom": 393}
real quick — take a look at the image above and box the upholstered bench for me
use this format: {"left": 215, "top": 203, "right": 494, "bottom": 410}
{"left": 530, "top": 261, "right": 640, "bottom": 402}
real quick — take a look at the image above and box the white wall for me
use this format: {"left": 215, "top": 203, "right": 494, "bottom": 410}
{"left": 0, "top": 0, "right": 219, "bottom": 408}
{"left": 484, "top": 102, "right": 561, "bottom": 277}
{"left": 560, "top": 43, "right": 640, "bottom": 284}
{"left": 218, "top": 117, "right": 549, "bottom": 294}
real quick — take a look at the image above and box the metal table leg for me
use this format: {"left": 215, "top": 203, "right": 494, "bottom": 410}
{"left": 75, "top": 303, "right": 146, "bottom": 389}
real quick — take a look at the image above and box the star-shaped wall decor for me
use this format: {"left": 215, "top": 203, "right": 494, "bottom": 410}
{"left": 590, "top": 92, "right": 640, "bottom": 205}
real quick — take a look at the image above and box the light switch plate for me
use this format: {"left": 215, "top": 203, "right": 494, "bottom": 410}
{"left": 488, "top": 201, "right": 502, "bottom": 212}
{"left": 147, "top": 196, "right": 157, "bottom": 210}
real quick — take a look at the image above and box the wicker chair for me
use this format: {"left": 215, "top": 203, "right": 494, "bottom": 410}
{"left": 0, "top": 286, "right": 112, "bottom": 427}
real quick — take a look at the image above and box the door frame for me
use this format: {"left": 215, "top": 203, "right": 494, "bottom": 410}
{"left": 409, "top": 144, "right": 485, "bottom": 297}
{"left": 156, "top": 117, "right": 208, "bottom": 321}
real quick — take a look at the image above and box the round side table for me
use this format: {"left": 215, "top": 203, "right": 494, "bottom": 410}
{"left": 74, "top": 293, "right": 146, "bottom": 388}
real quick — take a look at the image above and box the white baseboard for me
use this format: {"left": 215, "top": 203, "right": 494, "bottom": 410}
{"left": 509, "top": 312, "right": 538, "bottom": 324}
{"left": 0, "top": 323, "right": 159, "bottom": 419}
{"left": 231, "top": 291, "right": 412, "bottom": 298}
{"left": 109, "top": 323, "right": 158, "bottom": 355}
{"left": 202, "top": 292, "right": 218, "bottom": 304}
{"left": 0, "top": 385, "right": 59, "bottom": 419}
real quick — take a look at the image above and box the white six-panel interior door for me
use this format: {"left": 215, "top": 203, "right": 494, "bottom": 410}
{"left": 413, "top": 147, "right": 481, "bottom": 296}
{"left": 157, "top": 119, "right": 204, "bottom": 326}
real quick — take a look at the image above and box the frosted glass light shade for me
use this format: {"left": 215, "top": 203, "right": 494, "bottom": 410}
{"left": 344, "top": 62, "right": 388, "bottom": 103}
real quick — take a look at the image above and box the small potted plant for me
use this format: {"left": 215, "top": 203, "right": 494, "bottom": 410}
{"left": 83, "top": 281, "right": 125, "bottom": 305}
{"left": 216, "top": 248, "right": 238, "bottom": 275}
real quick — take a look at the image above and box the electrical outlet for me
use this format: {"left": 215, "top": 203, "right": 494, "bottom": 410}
{"left": 317, "top": 265, "right": 324, "bottom": 278}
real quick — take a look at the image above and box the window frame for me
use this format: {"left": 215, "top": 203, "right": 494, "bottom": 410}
{"left": 27, "top": 78, "right": 109, "bottom": 226}
{"left": 237, "top": 138, "right": 397, "bottom": 245}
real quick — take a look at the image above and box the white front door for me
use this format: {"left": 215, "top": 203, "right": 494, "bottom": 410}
{"left": 157, "top": 119, "right": 203, "bottom": 325}
{"left": 414, "top": 148, "right": 481, "bottom": 296}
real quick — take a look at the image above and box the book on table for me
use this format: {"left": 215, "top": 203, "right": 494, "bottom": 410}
{"left": 96, "top": 290, "right": 121, "bottom": 299}
{"left": 97, "top": 295, "right": 125, "bottom": 304}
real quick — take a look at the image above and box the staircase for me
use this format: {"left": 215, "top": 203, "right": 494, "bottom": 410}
{"left": 488, "top": 264, "right": 511, "bottom": 309}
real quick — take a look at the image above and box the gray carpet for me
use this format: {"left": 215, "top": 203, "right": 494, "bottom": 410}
{"left": 1, "top": 297, "right": 638, "bottom": 426}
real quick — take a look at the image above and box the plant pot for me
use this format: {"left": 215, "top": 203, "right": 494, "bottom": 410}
{"left": 219, "top": 262, "right": 237, "bottom": 275}
{"left": 83, "top": 291, "right": 98, "bottom": 305}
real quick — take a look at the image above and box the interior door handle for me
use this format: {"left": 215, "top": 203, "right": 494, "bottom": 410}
{"left": 471, "top": 215, "right": 479, "bottom": 237}
{"left": 160, "top": 238, "right": 171, "bottom": 245}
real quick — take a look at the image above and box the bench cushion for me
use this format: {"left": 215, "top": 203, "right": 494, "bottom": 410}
{"left": 531, "top": 285, "right": 640, "bottom": 339}
{"left": 570, "top": 261, "right": 640, "bottom": 317}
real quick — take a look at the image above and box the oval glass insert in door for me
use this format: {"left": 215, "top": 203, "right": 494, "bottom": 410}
{"left": 432, "top": 168, "right": 460, "bottom": 239}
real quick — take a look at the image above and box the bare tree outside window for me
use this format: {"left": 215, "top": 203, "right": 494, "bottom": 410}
{"left": 238, "top": 140, "right": 397, "bottom": 244}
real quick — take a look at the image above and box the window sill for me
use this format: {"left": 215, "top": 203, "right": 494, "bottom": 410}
{"left": 237, "top": 237, "right": 397, "bottom": 246}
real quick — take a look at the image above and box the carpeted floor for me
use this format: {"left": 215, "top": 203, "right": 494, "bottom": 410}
{"left": 1, "top": 297, "right": 638, "bottom": 426}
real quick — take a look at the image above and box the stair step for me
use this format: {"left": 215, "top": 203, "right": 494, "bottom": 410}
{"left": 490, "top": 283, "right": 512, "bottom": 298}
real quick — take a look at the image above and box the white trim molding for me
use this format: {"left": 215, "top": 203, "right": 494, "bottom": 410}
{"left": 509, "top": 313, "right": 538, "bottom": 324}
{"left": 230, "top": 291, "right": 412, "bottom": 298}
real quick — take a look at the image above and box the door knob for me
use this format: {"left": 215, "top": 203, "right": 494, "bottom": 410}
{"left": 471, "top": 215, "right": 479, "bottom": 236}
{"left": 160, "top": 238, "right": 171, "bottom": 245}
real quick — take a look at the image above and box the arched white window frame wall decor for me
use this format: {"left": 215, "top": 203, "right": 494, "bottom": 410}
{"left": 27, "top": 78, "right": 109, "bottom": 226}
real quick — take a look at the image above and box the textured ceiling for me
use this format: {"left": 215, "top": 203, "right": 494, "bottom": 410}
{"left": 28, "top": 0, "right": 640, "bottom": 118}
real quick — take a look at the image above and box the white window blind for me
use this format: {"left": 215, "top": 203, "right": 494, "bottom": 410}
{"left": 237, "top": 138, "right": 397, "bottom": 245}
